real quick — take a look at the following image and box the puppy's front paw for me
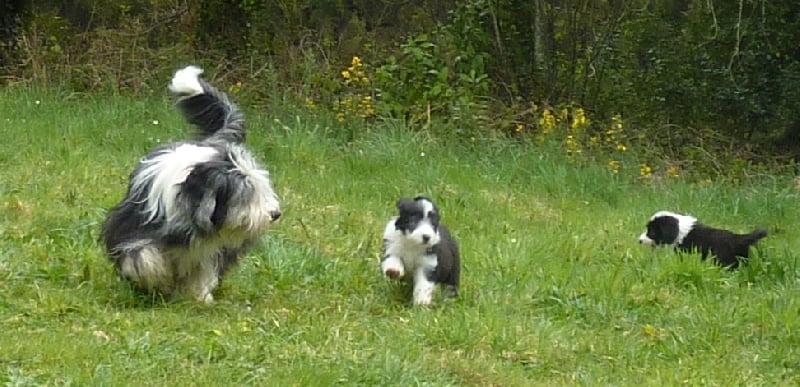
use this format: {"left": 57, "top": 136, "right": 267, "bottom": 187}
{"left": 380, "top": 256, "right": 405, "bottom": 279}
{"left": 384, "top": 268, "right": 402, "bottom": 279}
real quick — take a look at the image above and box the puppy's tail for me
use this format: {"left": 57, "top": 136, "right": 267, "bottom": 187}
{"left": 168, "top": 66, "right": 246, "bottom": 143}
{"left": 741, "top": 229, "right": 768, "bottom": 246}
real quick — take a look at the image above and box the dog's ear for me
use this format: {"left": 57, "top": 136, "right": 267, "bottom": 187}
{"left": 394, "top": 198, "right": 415, "bottom": 231}
{"left": 653, "top": 217, "right": 679, "bottom": 244}
{"left": 396, "top": 198, "right": 415, "bottom": 212}
{"left": 192, "top": 191, "right": 218, "bottom": 234}
{"left": 184, "top": 162, "right": 236, "bottom": 234}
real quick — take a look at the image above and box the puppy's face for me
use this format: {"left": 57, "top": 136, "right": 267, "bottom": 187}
{"left": 394, "top": 197, "right": 441, "bottom": 247}
{"left": 639, "top": 216, "right": 679, "bottom": 246}
{"left": 638, "top": 211, "right": 696, "bottom": 247}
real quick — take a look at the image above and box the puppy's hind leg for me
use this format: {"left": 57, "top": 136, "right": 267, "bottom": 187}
{"left": 442, "top": 284, "right": 459, "bottom": 299}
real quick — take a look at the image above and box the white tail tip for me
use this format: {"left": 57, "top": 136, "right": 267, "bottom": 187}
{"left": 168, "top": 66, "right": 204, "bottom": 96}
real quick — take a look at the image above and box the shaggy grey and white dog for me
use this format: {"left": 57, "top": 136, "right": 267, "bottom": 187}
{"left": 101, "top": 66, "right": 281, "bottom": 303}
{"left": 381, "top": 197, "right": 460, "bottom": 306}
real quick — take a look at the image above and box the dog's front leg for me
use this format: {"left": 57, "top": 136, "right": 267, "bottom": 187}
{"left": 412, "top": 268, "right": 436, "bottom": 306}
{"left": 381, "top": 255, "right": 405, "bottom": 279}
{"left": 186, "top": 260, "right": 220, "bottom": 303}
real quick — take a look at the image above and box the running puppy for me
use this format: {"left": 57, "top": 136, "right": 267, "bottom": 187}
{"left": 638, "top": 210, "right": 767, "bottom": 268}
{"left": 381, "top": 197, "right": 460, "bottom": 305}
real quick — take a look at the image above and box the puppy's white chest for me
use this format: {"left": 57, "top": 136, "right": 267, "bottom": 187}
{"left": 383, "top": 219, "right": 440, "bottom": 275}
{"left": 387, "top": 242, "right": 437, "bottom": 273}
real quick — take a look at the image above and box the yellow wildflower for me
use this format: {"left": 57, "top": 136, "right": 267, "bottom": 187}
{"left": 571, "top": 108, "right": 587, "bottom": 130}
{"left": 666, "top": 165, "right": 681, "bottom": 177}
{"left": 608, "top": 160, "right": 620, "bottom": 174}
{"left": 639, "top": 164, "right": 652, "bottom": 176}
{"left": 538, "top": 110, "right": 556, "bottom": 134}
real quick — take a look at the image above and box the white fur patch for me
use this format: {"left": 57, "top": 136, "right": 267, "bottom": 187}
{"left": 382, "top": 217, "right": 440, "bottom": 305}
{"left": 168, "top": 66, "right": 205, "bottom": 96}
{"left": 412, "top": 269, "right": 437, "bottom": 306}
{"left": 131, "top": 144, "right": 220, "bottom": 223}
{"left": 638, "top": 232, "right": 655, "bottom": 246}
{"left": 117, "top": 242, "right": 170, "bottom": 290}
{"left": 383, "top": 218, "right": 429, "bottom": 258}
{"left": 651, "top": 211, "right": 697, "bottom": 245}
{"left": 381, "top": 255, "right": 406, "bottom": 278}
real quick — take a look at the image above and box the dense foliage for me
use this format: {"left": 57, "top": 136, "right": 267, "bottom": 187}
{"left": 3, "top": 0, "right": 799, "bottom": 170}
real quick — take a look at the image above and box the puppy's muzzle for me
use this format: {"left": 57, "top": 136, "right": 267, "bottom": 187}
{"left": 270, "top": 210, "right": 282, "bottom": 222}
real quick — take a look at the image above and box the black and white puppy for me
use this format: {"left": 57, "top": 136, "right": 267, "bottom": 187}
{"left": 638, "top": 210, "right": 767, "bottom": 268}
{"left": 101, "top": 66, "right": 282, "bottom": 303}
{"left": 381, "top": 197, "right": 460, "bottom": 306}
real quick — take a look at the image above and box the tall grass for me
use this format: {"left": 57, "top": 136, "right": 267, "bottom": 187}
{"left": 1, "top": 88, "right": 799, "bottom": 385}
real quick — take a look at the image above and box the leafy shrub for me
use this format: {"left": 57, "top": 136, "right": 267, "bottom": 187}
{"left": 373, "top": 1, "right": 491, "bottom": 130}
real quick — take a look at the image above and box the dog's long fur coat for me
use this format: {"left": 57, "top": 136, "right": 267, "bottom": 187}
{"left": 101, "top": 66, "right": 281, "bottom": 302}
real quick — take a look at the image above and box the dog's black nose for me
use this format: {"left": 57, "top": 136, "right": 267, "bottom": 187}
{"left": 270, "top": 210, "right": 282, "bottom": 221}
{"left": 422, "top": 234, "right": 430, "bottom": 243}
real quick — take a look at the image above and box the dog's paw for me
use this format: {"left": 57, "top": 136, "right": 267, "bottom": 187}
{"left": 384, "top": 268, "right": 403, "bottom": 279}
{"left": 412, "top": 285, "right": 434, "bottom": 306}
{"left": 413, "top": 298, "right": 433, "bottom": 307}
{"left": 197, "top": 293, "right": 214, "bottom": 304}
{"left": 380, "top": 256, "right": 405, "bottom": 279}
{"left": 443, "top": 285, "right": 459, "bottom": 299}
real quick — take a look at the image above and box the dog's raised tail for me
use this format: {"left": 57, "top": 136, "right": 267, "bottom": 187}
{"left": 168, "top": 66, "right": 246, "bottom": 143}
{"left": 742, "top": 229, "right": 768, "bottom": 246}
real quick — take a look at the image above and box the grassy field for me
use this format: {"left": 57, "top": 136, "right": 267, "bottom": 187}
{"left": 1, "top": 87, "right": 799, "bottom": 386}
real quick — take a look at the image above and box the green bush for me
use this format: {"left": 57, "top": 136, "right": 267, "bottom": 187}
{"left": 4, "top": 0, "right": 800, "bottom": 177}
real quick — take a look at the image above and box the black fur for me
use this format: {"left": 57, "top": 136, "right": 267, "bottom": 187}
{"left": 174, "top": 81, "right": 246, "bottom": 143}
{"left": 679, "top": 225, "right": 768, "bottom": 267}
{"left": 642, "top": 214, "right": 767, "bottom": 268}
{"left": 642, "top": 216, "right": 680, "bottom": 246}
{"left": 429, "top": 223, "right": 460, "bottom": 297}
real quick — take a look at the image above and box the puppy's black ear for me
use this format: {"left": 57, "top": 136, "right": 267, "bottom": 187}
{"left": 395, "top": 198, "right": 415, "bottom": 231}
{"left": 653, "top": 217, "right": 679, "bottom": 244}
{"left": 397, "top": 198, "right": 415, "bottom": 212}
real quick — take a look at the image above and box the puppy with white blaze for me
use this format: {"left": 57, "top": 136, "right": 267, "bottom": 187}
{"left": 101, "top": 66, "right": 281, "bottom": 303}
{"left": 638, "top": 210, "right": 767, "bottom": 268}
{"left": 381, "top": 197, "right": 460, "bottom": 306}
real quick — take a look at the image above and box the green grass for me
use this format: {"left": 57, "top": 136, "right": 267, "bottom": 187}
{"left": 1, "top": 88, "right": 800, "bottom": 386}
